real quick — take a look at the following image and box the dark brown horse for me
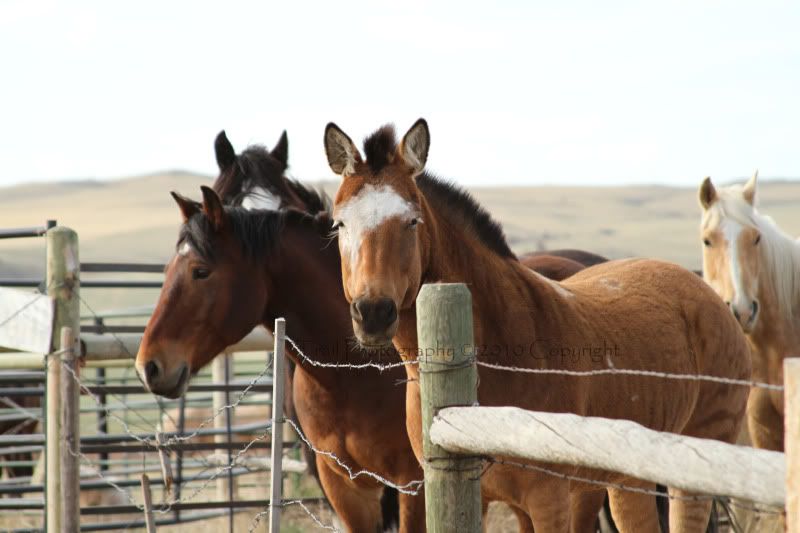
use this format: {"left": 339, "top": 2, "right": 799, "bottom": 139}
{"left": 324, "top": 119, "right": 750, "bottom": 532}
{"left": 211, "top": 128, "right": 327, "bottom": 490}
{"left": 135, "top": 188, "right": 425, "bottom": 532}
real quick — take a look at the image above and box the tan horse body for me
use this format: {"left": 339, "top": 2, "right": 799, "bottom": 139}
{"left": 324, "top": 120, "right": 750, "bottom": 532}
{"left": 700, "top": 173, "right": 800, "bottom": 451}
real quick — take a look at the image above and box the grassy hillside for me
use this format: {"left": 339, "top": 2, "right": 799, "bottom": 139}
{"left": 3, "top": 172, "right": 800, "bottom": 290}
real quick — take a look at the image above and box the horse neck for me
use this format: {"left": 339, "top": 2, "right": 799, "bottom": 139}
{"left": 260, "top": 224, "right": 360, "bottom": 380}
{"left": 395, "top": 201, "right": 565, "bottom": 357}
{"left": 750, "top": 229, "right": 800, "bottom": 347}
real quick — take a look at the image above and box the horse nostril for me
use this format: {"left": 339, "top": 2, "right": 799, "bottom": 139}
{"left": 725, "top": 301, "right": 731, "bottom": 307}
{"left": 351, "top": 301, "right": 364, "bottom": 323}
{"left": 752, "top": 300, "right": 759, "bottom": 317}
{"left": 144, "top": 361, "right": 160, "bottom": 384}
{"left": 732, "top": 308, "right": 740, "bottom": 321}
{"left": 376, "top": 298, "right": 397, "bottom": 325}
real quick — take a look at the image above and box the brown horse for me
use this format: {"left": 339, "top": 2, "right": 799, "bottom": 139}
{"left": 135, "top": 187, "right": 426, "bottom": 532}
{"left": 523, "top": 248, "right": 608, "bottom": 268}
{"left": 699, "top": 172, "right": 800, "bottom": 451}
{"left": 324, "top": 119, "right": 751, "bottom": 532}
{"left": 208, "top": 131, "right": 607, "bottom": 531}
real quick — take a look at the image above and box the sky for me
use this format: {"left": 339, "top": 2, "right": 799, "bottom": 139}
{"left": 0, "top": 1, "right": 797, "bottom": 188}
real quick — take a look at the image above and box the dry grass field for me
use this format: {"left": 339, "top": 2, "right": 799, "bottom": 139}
{"left": 3, "top": 171, "right": 800, "bottom": 282}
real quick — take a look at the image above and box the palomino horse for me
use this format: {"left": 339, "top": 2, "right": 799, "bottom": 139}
{"left": 324, "top": 119, "right": 751, "bottom": 533}
{"left": 699, "top": 172, "right": 800, "bottom": 451}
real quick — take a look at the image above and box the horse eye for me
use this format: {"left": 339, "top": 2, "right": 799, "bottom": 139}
{"left": 192, "top": 268, "right": 210, "bottom": 280}
{"left": 703, "top": 238, "right": 711, "bottom": 247}
{"left": 409, "top": 218, "right": 419, "bottom": 228}
{"left": 754, "top": 234, "right": 761, "bottom": 245}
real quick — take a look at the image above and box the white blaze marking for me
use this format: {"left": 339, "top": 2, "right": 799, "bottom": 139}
{"left": 179, "top": 243, "right": 192, "bottom": 256}
{"left": 241, "top": 185, "right": 282, "bottom": 210}
{"left": 723, "top": 219, "right": 748, "bottom": 308}
{"left": 335, "top": 184, "right": 416, "bottom": 265}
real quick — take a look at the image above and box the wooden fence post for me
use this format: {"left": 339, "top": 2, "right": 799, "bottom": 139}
{"left": 268, "top": 318, "right": 287, "bottom": 533}
{"left": 140, "top": 474, "right": 157, "bottom": 533}
{"left": 59, "top": 327, "right": 80, "bottom": 533}
{"left": 416, "top": 283, "right": 481, "bottom": 533}
{"left": 46, "top": 227, "right": 80, "bottom": 533}
{"left": 786, "top": 358, "right": 800, "bottom": 532}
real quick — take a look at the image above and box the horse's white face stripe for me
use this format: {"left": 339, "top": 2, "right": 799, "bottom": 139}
{"left": 723, "top": 219, "right": 748, "bottom": 307}
{"left": 241, "top": 185, "right": 282, "bottom": 211}
{"left": 335, "top": 184, "right": 416, "bottom": 266}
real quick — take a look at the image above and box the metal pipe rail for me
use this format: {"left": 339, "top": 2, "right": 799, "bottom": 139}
{"left": 0, "top": 220, "right": 55, "bottom": 239}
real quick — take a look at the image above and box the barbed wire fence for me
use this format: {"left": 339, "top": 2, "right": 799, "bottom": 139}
{"left": 2, "top": 286, "right": 790, "bottom": 532}
{"left": 1, "top": 224, "right": 793, "bottom": 532}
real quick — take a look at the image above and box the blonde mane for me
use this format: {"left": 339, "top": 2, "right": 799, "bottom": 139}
{"left": 703, "top": 182, "right": 800, "bottom": 320}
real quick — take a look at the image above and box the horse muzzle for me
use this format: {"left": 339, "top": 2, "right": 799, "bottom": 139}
{"left": 136, "top": 359, "right": 190, "bottom": 399}
{"left": 730, "top": 299, "right": 759, "bottom": 332}
{"left": 350, "top": 297, "right": 399, "bottom": 349}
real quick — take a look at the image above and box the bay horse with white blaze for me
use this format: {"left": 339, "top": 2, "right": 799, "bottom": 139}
{"left": 699, "top": 171, "right": 800, "bottom": 451}
{"left": 208, "top": 130, "right": 622, "bottom": 531}
{"left": 324, "top": 119, "right": 751, "bottom": 533}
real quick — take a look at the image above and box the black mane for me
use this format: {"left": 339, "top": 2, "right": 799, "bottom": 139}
{"left": 213, "top": 144, "right": 330, "bottom": 215}
{"left": 178, "top": 207, "right": 329, "bottom": 263}
{"left": 361, "top": 125, "right": 515, "bottom": 259}
{"left": 416, "top": 174, "right": 515, "bottom": 259}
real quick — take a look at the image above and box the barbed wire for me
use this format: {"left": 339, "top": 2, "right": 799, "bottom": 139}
{"left": 77, "top": 294, "right": 180, "bottom": 431}
{"left": 475, "top": 360, "right": 784, "bottom": 391}
{"left": 285, "top": 334, "right": 417, "bottom": 372}
{"left": 248, "top": 499, "right": 340, "bottom": 533}
{"left": 285, "top": 332, "right": 782, "bottom": 391}
{"left": 283, "top": 417, "right": 424, "bottom": 495}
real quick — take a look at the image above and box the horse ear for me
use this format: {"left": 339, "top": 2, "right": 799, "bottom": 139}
{"left": 214, "top": 130, "right": 236, "bottom": 171}
{"left": 200, "top": 186, "right": 226, "bottom": 231}
{"left": 271, "top": 130, "right": 289, "bottom": 167}
{"left": 171, "top": 191, "right": 201, "bottom": 223}
{"left": 398, "top": 118, "right": 430, "bottom": 175}
{"left": 698, "top": 177, "right": 717, "bottom": 209}
{"left": 324, "top": 123, "right": 361, "bottom": 176}
{"left": 742, "top": 170, "right": 758, "bottom": 205}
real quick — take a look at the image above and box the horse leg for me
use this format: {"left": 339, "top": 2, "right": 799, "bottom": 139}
{"left": 316, "top": 456, "right": 383, "bottom": 532}
{"left": 607, "top": 483, "right": 659, "bottom": 533}
{"left": 667, "top": 488, "right": 712, "bottom": 533}
{"left": 522, "top": 479, "right": 571, "bottom": 533}
{"left": 510, "top": 505, "right": 535, "bottom": 533}
{"left": 398, "top": 487, "right": 426, "bottom": 533}
{"left": 746, "top": 387, "right": 784, "bottom": 451}
{"left": 570, "top": 489, "right": 606, "bottom": 532}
